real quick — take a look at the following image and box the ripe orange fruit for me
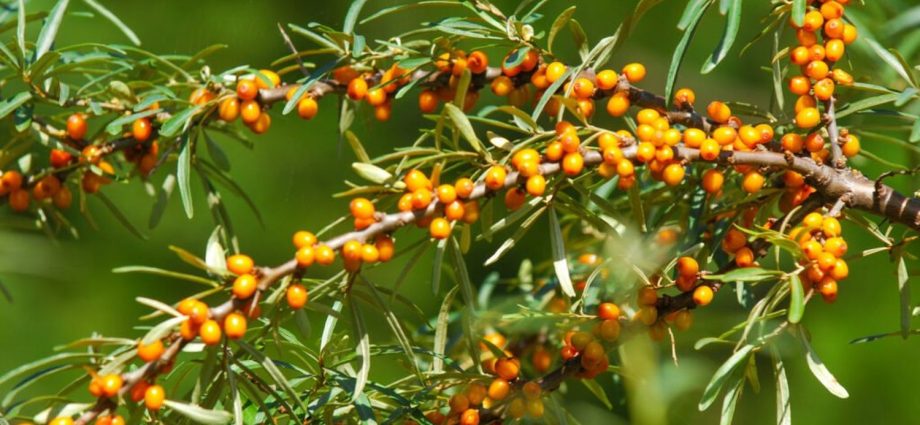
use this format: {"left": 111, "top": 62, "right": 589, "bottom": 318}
{"left": 224, "top": 312, "right": 247, "bottom": 339}
{"left": 429, "top": 217, "right": 451, "bottom": 239}
{"left": 692, "top": 285, "right": 714, "bottom": 306}
{"left": 742, "top": 171, "right": 765, "bottom": 193}
{"left": 227, "top": 254, "right": 254, "bottom": 275}
{"left": 418, "top": 90, "right": 438, "bottom": 113}
{"left": 494, "top": 357, "right": 520, "bottom": 381}
{"left": 562, "top": 152, "right": 584, "bottom": 176}
{"left": 706, "top": 101, "right": 731, "bottom": 124}
{"left": 297, "top": 96, "right": 318, "bottom": 120}
{"left": 315, "top": 244, "right": 335, "bottom": 265}
{"left": 606, "top": 93, "right": 630, "bottom": 117}
{"left": 596, "top": 69, "right": 618, "bottom": 90}
{"left": 349, "top": 197, "right": 375, "bottom": 220}
{"left": 219, "top": 97, "right": 240, "bottom": 121}
{"left": 701, "top": 168, "right": 724, "bottom": 193}
{"left": 662, "top": 163, "right": 685, "bottom": 186}
{"left": 622, "top": 63, "right": 646, "bottom": 83}
{"left": 199, "top": 319, "right": 222, "bottom": 345}
{"left": 286, "top": 283, "right": 308, "bottom": 309}
{"left": 144, "top": 384, "right": 165, "bottom": 410}
{"left": 101, "top": 374, "right": 123, "bottom": 397}
{"left": 545, "top": 62, "right": 567, "bottom": 83}
{"left": 347, "top": 78, "right": 368, "bottom": 100}
{"left": 597, "top": 302, "right": 620, "bottom": 320}
{"left": 66, "top": 113, "right": 88, "bottom": 140}
{"left": 240, "top": 100, "right": 261, "bottom": 124}
{"left": 485, "top": 166, "right": 507, "bottom": 190}
{"left": 236, "top": 78, "right": 259, "bottom": 101}
{"left": 137, "top": 339, "right": 165, "bottom": 362}
{"left": 131, "top": 118, "right": 152, "bottom": 142}
{"left": 296, "top": 246, "right": 315, "bottom": 268}
{"left": 232, "top": 274, "right": 258, "bottom": 299}
{"left": 526, "top": 175, "right": 546, "bottom": 197}
{"left": 488, "top": 378, "right": 510, "bottom": 400}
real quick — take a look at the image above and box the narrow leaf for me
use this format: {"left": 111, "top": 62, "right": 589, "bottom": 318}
{"left": 81, "top": 0, "right": 141, "bottom": 45}
{"left": 548, "top": 208, "right": 575, "bottom": 297}
{"left": 701, "top": 0, "right": 741, "bottom": 74}
{"left": 34, "top": 0, "right": 70, "bottom": 60}
{"left": 699, "top": 344, "right": 755, "bottom": 411}
{"left": 798, "top": 329, "right": 849, "bottom": 398}
{"left": 788, "top": 274, "right": 804, "bottom": 324}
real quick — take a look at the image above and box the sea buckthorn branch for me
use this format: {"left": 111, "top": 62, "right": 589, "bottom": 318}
{"left": 6, "top": 0, "right": 920, "bottom": 424}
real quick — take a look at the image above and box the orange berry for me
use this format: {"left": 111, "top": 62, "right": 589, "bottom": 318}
{"left": 199, "top": 319, "right": 222, "bottom": 345}
{"left": 742, "top": 171, "right": 765, "bottom": 193}
{"left": 572, "top": 77, "right": 595, "bottom": 98}
{"left": 366, "top": 88, "right": 387, "bottom": 107}
{"left": 676, "top": 257, "right": 699, "bottom": 277}
{"left": 429, "top": 217, "right": 451, "bottom": 239}
{"left": 51, "top": 417, "right": 74, "bottom": 425}
{"left": 144, "top": 384, "right": 165, "bottom": 410}
{"left": 805, "top": 60, "right": 830, "bottom": 80}
{"left": 132, "top": 118, "right": 152, "bottom": 142}
{"left": 412, "top": 188, "right": 433, "bottom": 209}
{"left": 842, "top": 134, "right": 860, "bottom": 157}
{"left": 606, "top": 93, "right": 630, "bottom": 117}
{"left": 596, "top": 318, "right": 621, "bottom": 342}
{"left": 297, "top": 96, "right": 318, "bottom": 120}
{"left": 227, "top": 254, "right": 254, "bottom": 275}
{"left": 561, "top": 152, "right": 584, "bottom": 176}
{"left": 782, "top": 133, "right": 804, "bottom": 153}
{"left": 545, "top": 62, "right": 567, "bottom": 83}
{"left": 504, "top": 188, "right": 527, "bottom": 210}
{"left": 404, "top": 169, "right": 432, "bottom": 192}
{"left": 735, "top": 246, "right": 755, "bottom": 267}
{"left": 286, "top": 283, "right": 308, "bottom": 309}
{"left": 526, "top": 175, "right": 546, "bottom": 197}
{"left": 817, "top": 277, "right": 838, "bottom": 302}
{"left": 292, "top": 231, "right": 317, "bottom": 249}
{"left": 445, "top": 200, "right": 466, "bottom": 221}
{"left": 468, "top": 51, "right": 488, "bottom": 73}
{"left": 596, "top": 69, "right": 618, "bottom": 90}
{"left": 462, "top": 201, "right": 480, "bottom": 223}
{"left": 232, "top": 274, "right": 258, "bottom": 299}
{"left": 813, "top": 78, "right": 835, "bottom": 101}
{"left": 707, "top": 101, "right": 731, "bottom": 123}
{"left": 100, "top": 374, "right": 123, "bottom": 397}
{"left": 842, "top": 24, "right": 858, "bottom": 45}
{"left": 449, "top": 394, "right": 470, "bottom": 414}
{"left": 488, "top": 378, "right": 511, "bottom": 400}
{"left": 597, "top": 302, "right": 620, "bottom": 320}
{"left": 795, "top": 107, "right": 821, "bottom": 129}
{"left": 693, "top": 285, "right": 714, "bottom": 306}
{"left": 66, "top": 113, "right": 88, "bottom": 140}
{"left": 349, "top": 197, "right": 375, "bottom": 220}
{"left": 240, "top": 99, "right": 261, "bottom": 124}
{"left": 347, "top": 77, "right": 368, "bottom": 100}
{"left": 802, "top": 10, "right": 824, "bottom": 32}
{"left": 436, "top": 184, "right": 457, "bottom": 204}
{"left": 236, "top": 78, "right": 259, "bottom": 101}
{"left": 622, "top": 63, "right": 646, "bottom": 83}
{"left": 674, "top": 88, "right": 696, "bottom": 106}
{"left": 454, "top": 177, "right": 475, "bottom": 199}
{"left": 662, "top": 163, "right": 685, "bottom": 186}
{"left": 485, "top": 166, "right": 507, "bottom": 190}
{"left": 491, "top": 76, "right": 514, "bottom": 96}
{"left": 701, "top": 168, "right": 724, "bottom": 193}
{"left": 788, "top": 76, "right": 811, "bottom": 96}
{"left": 187, "top": 301, "right": 210, "bottom": 325}
{"left": 137, "top": 339, "right": 165, "bottom": 362}
{"left": 418, "top": 90, "right": 438, "bottom": 113}
{"left": 494, "top": 357, "right": 520, "bottom": 381}
{"left": 219, "top": 97, "right": 240, "bottom": 121}
{"left": 224, "top": 312, "right": 247, "bottom": 339}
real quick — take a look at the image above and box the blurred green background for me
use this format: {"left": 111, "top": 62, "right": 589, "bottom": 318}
{"left": 2, "top": 0, "right": 919, "bottom": 423}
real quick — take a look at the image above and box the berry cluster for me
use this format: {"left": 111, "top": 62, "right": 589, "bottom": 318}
{"left": 787, "top": 0, "right": 860, "bottom": 161}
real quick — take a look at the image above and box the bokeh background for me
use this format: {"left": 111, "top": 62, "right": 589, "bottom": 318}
{"left": 2, "top": 1, "right": 919, "bottom": 423}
